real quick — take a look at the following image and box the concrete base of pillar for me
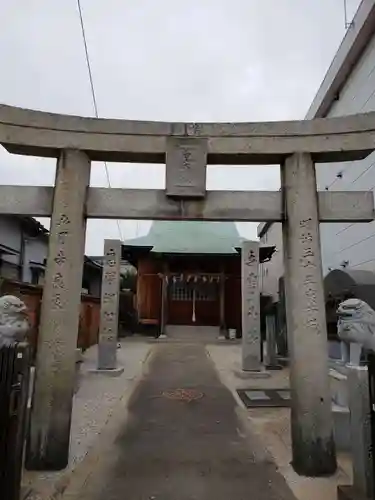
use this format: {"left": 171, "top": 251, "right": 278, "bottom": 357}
{"left": 265, "top": 364, "right": 283, "bottom": 371}
{"left": 234, "top": 369, "right": 271, "bottom": 379}
{"left": 242, "top": 358, "right": 262, "bottom": 372}
{"left": 98, "top": 343, "right": 118, "bottom": 371}
{"left": 88, "top": 367, "right": 124, "bottom": 377}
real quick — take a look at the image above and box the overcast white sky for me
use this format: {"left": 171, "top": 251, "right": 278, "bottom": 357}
{"left": 0, "top": 0, "right": 361, "bottom": 254}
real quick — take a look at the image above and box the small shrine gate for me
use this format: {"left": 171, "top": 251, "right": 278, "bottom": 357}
{"left": 0, "top": 104, "right": 375, "bottom": 476}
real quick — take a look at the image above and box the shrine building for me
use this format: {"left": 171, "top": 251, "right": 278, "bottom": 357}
{"left": 122, "top": 221, "right": 275, "bottom": 335}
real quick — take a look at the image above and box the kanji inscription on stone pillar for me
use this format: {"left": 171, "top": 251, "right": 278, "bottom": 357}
{"left": 241, "top": 240, "right": 261, "bottom": 371}
{"left": 26, "top": 149, "right": 90, "bottom": 470}
{"left": 282, "top": 152, "right": 336, "bottom": 476}
{"left": 165, "top": 137, "right": 207, "bottom": 198}
{"left": 98, "top": 239, "right": 121, "bottom": 370}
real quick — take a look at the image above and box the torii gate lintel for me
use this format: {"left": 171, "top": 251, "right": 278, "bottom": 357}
{"left": 2, "top": 104, "right": 374, "bottom": 476}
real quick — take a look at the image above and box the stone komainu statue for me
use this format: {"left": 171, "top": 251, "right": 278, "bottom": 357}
{"left": 0, "top": 295, "right": 29, "bottom": 347}
{"left": 336, "top": 298, "right": 375, "bottom": 365}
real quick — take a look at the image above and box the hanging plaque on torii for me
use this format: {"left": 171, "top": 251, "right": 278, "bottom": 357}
{"left": 165, "top": 137, "right": 207, "bottom": 198}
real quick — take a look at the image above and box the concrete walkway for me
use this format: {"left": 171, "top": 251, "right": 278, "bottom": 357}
{"left": 75, "top": 343, "right": 295, "bottom": 500}
{"left": 208, "top": 343, "right": 352, "bottom": 500}
{"left": 22, "top": 340, "right": 151, "bottom": 500}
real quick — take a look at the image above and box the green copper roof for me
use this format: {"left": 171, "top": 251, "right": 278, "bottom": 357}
{"left": 123, "top": 221, "right": 244, "bottom": 255}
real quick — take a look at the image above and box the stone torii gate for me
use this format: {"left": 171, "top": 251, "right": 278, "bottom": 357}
{"left": 1, "top": 105, "right": 375, "bottom": 476}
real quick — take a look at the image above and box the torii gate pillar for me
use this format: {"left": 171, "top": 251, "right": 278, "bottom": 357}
{"left": 26, "top": 150, "right": 90, "bottom": 470}
{"left": 282, "top": 153, "right": 336, "bottom": 476}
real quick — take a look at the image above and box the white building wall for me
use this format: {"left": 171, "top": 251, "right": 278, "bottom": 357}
{"left": 316, "top": 28, "right": 375, "bottom": 274}
{"left": 261, "top": 2, "right": 375, "bottom": 291}
{"left": 258, "top": 26, "right": 375, "bottom": 291}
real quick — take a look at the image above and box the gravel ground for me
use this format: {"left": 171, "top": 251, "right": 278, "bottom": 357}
{"left": 22, "top": 339, "right": 151, "bottom": 499}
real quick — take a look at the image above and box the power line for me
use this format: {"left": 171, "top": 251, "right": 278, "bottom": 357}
{"left": 76, "top": 0, "right": 124, "bottom": 242}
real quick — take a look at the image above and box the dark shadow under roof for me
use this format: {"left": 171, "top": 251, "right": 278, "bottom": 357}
{"left": 324, "top": 268, "right": 375, "bottom": 310}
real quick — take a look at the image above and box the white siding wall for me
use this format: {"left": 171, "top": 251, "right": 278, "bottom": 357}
{"left": 316, "top": 29, "right": 375, "bottom": 274}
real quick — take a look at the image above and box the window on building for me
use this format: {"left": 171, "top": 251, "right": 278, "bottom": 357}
{"left": 170, "top": 282, "right": 193, "bottom": 301}
{"left": 0, "top": 259, "right": 21, "bottom": 281}
{"left": 170, "top": 281, "right": 218, "bottom": 301}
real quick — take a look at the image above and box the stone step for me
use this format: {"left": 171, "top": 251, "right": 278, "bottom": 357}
{"left": 165, "top": 325, "right": 220, "bottom": 340}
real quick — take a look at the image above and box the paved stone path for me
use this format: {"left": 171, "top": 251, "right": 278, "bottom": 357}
{"left": 80, "top": 344, "right": 295, "bottom": 500}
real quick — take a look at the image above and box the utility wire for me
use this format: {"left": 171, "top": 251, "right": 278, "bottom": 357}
{"left": 76, "top": 0, "right": 124, "bottom": 242}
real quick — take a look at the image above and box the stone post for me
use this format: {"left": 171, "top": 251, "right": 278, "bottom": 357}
{"left": 160, "top": 272, "right": 168, "bottom": 337}
{"left": 98, "top": 239, "right": 122, "bottom": 370}
{"left": 282, "top": 152, "right": 336, "bottom": 476}
{"left": 26, "top": 150, "right": 90, "bottom": 470}
{"left": 347, "top": 364, "right": 374, "bottom": 498}
{"left": 265, "top": 314, "right": 278, "bottom": 368}
{"left": 241, "top": 240, "right": 261, "bottom": 371}
{"left": 219, "top": 267, "right": 226, "bottom": 335}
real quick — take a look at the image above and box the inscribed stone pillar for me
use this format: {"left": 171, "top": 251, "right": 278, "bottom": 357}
{"left": 160, "top": 274, "right": 168, "bottom": 336}
{"left": 26, "top": 150, "right": 90, "bottom": 471}
{"left": 241, "top": 240, "right": 261, "bottom": 371}
{"left": 98, "top": 239, "right": 121, "bottom": 370}
{"left": 282, "top": 152, "right": 336, "bottom": 476}
{"left": 219, "top": 268, "right": 226, "bottom": 333}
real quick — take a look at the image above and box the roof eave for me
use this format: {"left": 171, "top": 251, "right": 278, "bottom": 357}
{"left": 235, "top": 245, "right": 276, "bottom": 263}
{"left": 306, "top": 0, "right": 375, "bottom": 119}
